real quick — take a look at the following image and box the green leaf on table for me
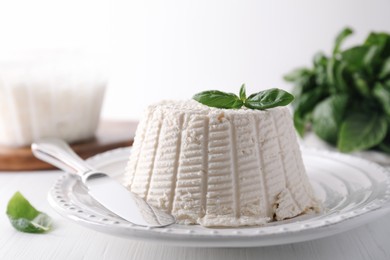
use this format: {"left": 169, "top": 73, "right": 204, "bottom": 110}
{"left": 338, "top": 112, "right": 388, "bottom": 152}
{"left": 193, "top": 90, "right": 243, "bottom": 109}
{"left": 244, "top": 88, "right": 294, "bottom": 110}
{"left": 333, "top": 27, "right": 353, "bottom": 55}
{"left": 6, "top": 192, "right": 52, "bottom": 233}
{"left": 312, "top": 95, "right": 349, "bottom": 144}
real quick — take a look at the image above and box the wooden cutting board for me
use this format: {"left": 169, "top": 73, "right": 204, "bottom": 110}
{"left": 0, "top": 120, "right": 138, "bottom": 171}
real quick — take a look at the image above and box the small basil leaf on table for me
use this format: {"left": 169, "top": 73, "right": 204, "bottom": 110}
{"left": 6, "top": 191, "right": 52, "bottom": 233}
{"left": 338, "top": 112, "right": 388, "bottom": 152}
{"left": 244, "top": 88, "right": 294, "bottom": 110}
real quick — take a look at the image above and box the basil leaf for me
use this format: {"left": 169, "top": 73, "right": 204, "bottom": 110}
{"left": 365, "top": 32, "right": 389, "bottom": 46}
{"left": 363, "top": 45, "right": 381, "bottom": 72}
{"left": 379, "top": 142, "right": 390, "bottom": 154}
{"left": 244, "top": 88, "right": 294, "bottom": 110}
{"left": 193, "top": 90, "right": 243, "bottom": 109}
{"left": 239, "top": 84, "right": 246, "bottom": 101}
{"left": 333, "top": 27, "right": 353, "bottom": 55}
{"left": 294, "top": 111, "right": 311, "bottom": 137}
{"left": 378, "top": 131, "right": 390, "bottom": 154}
{"left": 327, "top": 59, "right": 350, "bottom": 94}
{"left": 314, "top": 53, "right": 329, "bottom": 87}
{"left": 341, "top": 46, "right": 371, "bottom": 72}
{"left": 6, "top": 192, "right": 52, "bottom": 233}
{"left": 313, "top": 52, "right": 329, "bottom": 67}
{"left": 293, "top": 88, "right": 325, "bottom": 117}
{"left": 292, "top": 87, "right": 326, "bottom": 137}
{"left": 338, "top": 112, "right": 388, "bottom": 152}
{"left": 290, "top": 72, "right": 316, "bottom": 96}
{"left": 284, "top": 68, "right": 312, "bottom": 83}
{"left": 385, "top": 79, "right": 390, "bottom": 88}
{"left": 326, "top": 58, "right": 336, "bottom": 88}
{"left": 373, "top": 83, "right": 390, "bottom": 116}
{"left": 312, "top": 95, "right": 349, "bottom": 144}
{"left": 365, "top": 32, "right": 390, "bottom": 57}
{"left": 353, "top": 73, "right": 370, "bottom": 97}
{"left": 293, "top": 112, "right": 304, "bottom": 137}
{"left": 379, "top": 57, "right": 390, "bottom": 79}
{"left": 285, "top": 27, "right": 390, "bottom": 153}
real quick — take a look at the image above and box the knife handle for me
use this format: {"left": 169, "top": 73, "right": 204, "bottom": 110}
{"left": 31, "top": 138, "right": 95, "bottom": 179}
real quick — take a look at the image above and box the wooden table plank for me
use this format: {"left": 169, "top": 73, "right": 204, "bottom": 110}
{"left": 0, "top": 120, "right": 138, "bottom": 171}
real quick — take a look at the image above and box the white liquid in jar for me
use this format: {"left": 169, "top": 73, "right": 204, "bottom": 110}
{"left": 0, "top": 51, "right": 107, "bottom": 147}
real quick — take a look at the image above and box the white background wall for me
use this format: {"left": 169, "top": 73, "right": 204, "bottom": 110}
{"left": 1, "top": 0, "right": 390, "bottom": 120}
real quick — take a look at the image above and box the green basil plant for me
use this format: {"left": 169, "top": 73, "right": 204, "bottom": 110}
{"left": 285, "top": 27, "right": 390, "bottom": 153}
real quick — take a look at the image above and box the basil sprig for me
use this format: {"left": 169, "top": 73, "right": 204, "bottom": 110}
{"left": 193, "top": 84, "right": 294, "bottom": 110}
{"left": 285, "top": 27, "right": 390, "bottom": 153}
{"left": 6, "top": 192, "right": 52, "bottom": 233}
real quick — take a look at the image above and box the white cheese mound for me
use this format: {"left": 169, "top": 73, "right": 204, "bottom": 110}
{"left": 124, "top": 100, "right": 320, "bottom": 227}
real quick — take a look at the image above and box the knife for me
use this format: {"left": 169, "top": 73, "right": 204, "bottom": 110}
{"left": 31, "top": 138, "right": 175, "bottom": 228}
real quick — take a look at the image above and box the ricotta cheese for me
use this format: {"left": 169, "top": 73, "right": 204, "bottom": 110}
{"left": 124, "top": 100, "right": 320, "bottom": 227}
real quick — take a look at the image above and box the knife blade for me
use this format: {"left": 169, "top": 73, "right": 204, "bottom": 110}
{"left": 31, "top": 138, "right": 175, "bottom": 228}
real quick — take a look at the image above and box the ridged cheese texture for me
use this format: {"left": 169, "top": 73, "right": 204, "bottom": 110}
{"left": 124, "top": 100, "right": 320, "bottom": 227}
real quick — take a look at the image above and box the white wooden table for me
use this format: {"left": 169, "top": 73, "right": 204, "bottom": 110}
{"left": 1, "top": 170, "right": 390, "bottom": 260}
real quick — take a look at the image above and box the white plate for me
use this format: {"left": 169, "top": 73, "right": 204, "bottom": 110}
{"left": 302, "top": 132, "right": 390, "bottom": 167}
{"left": 48, "top": 147, "right": 390, "bottom": 247}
